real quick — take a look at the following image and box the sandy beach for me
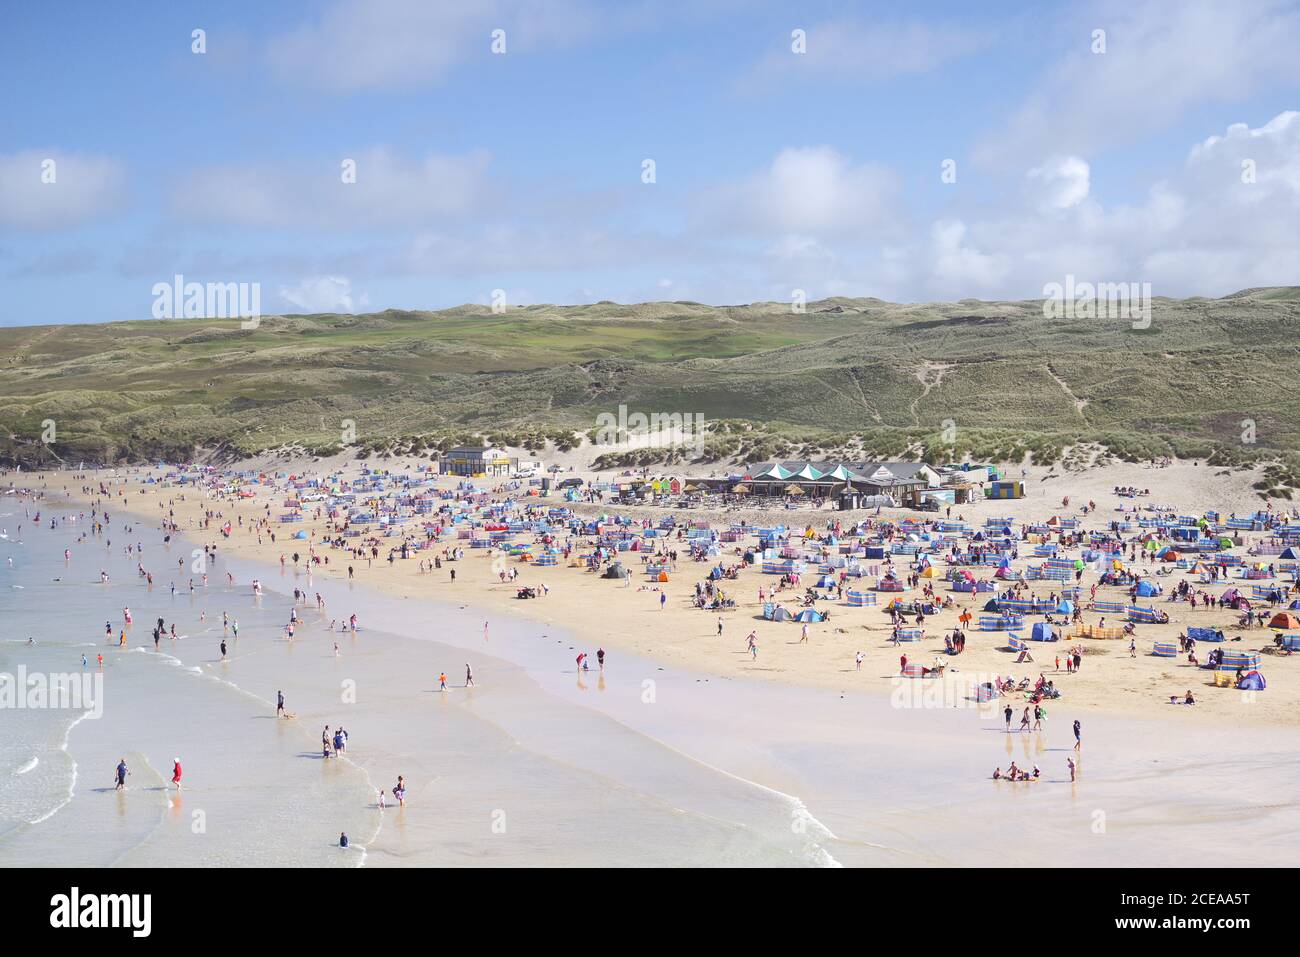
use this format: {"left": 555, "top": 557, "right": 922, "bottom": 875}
{"left": 25, "top": 456, "right": 1298, "bottom": 730}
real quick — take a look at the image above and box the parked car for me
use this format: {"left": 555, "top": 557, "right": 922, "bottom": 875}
{"left": 559, "top": 477, "right": 584, "bottom": 489}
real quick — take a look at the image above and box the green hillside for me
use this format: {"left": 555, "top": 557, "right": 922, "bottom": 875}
{"left": 1, "top": 290, "right": 1297, "bottom": 469}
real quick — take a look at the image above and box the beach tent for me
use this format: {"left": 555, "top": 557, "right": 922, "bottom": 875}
{"left": 603, "top": 562, "right": 629, "bottom": 579}
{"left": 765, "top": 604, "right": 794, "bottom": 622}
{"left": 1135, "top": 580, "right": 1159, "bottom": 598}
{"left": 794, "top": 609, "right": 825, "bottom": 623}
{"left": 1030, "top": 622, "right": 1059, "bottom": 642}
{"left": 1238, "top": 670, "right": 1267, "bottom": 691}
{"left": 656, "top": 571, "right": 670, "bottom": 583}
{"left": 1280, "top": 546, "right": 1300, "bottom": 560}
{"left": 1055, "top": 599, "right": 1075, "bottom": 615}
{"left": 1268, "top": 612, "right": 1300, "bottom": 629}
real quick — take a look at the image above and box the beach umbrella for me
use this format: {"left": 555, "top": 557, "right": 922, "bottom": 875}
{"left": 733, "top": 484, "right": 749, "bottom": 494}
{"left": 786, "top": 485, "right": 805, "bottom": 495}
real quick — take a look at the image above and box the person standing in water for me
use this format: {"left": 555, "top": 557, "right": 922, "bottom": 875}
{"left": 171, "top": 758, "right": 183, "bottom": 791}
{"left": 1073, "top": 719, "right": 1082, "bottom": 751}
{"left": 276, "top": 690, "right": 285, "bottom": 717}
{"left": 465, "top": 663, "right": 474, "bottom": 687}
{"left": 220, "top": 638, "right": 227, "bottom": 659}
{"left": 114, "top": 758, "right": 130, "bottom": 790}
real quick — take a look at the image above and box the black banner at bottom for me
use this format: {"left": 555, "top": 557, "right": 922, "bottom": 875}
{"left": 10, "top": 866, "right": 1282, "bottom": 944}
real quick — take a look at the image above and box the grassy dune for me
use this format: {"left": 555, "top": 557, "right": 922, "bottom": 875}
{"left": 1, "top": 290, "right": 1297, "bottom": 471}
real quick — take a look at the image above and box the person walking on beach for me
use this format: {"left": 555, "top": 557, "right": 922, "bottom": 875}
{"left": 1073, "top": 719, "right": 1082, "bottom": 751}
{"left": 717, "top": 616, "right": 723, "bottom": 636}
{"left": 114, "top": 758, "right": 130, "bottom": 790}
{"left": 1004, "top": 704, "right": 1013, "bottom": 732}
{"left": 1129, "top": 637, "right": 1136, "bottom": 659}
{"left": 276, "top": 690, "right": 285, "bottom": 717}
{"left": 171, "top": 757, "right": 183, "bottom": 791}
{"left": 1032, "top": 703, "right": 1043, "bottom": 731}
{"left": 800, "top": 623, "right": 809, "bottom": 644}
{"left": 1067, "top": 757, "right": 1076, "bottom": 782}
{"left": 596, "top": 647, "right": 605, "bottom": 670}
{"left": 855, "top": 651, "right": 864, "bottom": 671}
{"left": 439, "top": 672, "right": 448, "bottom": 692}
{"left": 393, "top": 776, "right": 406, "bottom": 807}
{"left": 465, "top": 663, "right": 474, "bottom": 687}
{"left": 659, "top": 592, "right": 667, "bottom": 611}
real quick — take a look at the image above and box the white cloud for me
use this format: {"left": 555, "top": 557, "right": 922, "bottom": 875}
{"left": 171, "top": 148, "right": 491, "bottom": 229}
{"left": 700, "top": 146, "right": 901, "bottom": 237}
{"left": 745, "top": 19, "right": 992, "bottom": 85}
{"left": 1026, "top": 156, "right": 1091, "bottom": 210}
{"left": 279, "top": 275, "right": 368, "bottom": 313}
{"left": 975, "top": 0, "right": 1300, "bottom": 167}
{"left": 0, "top": 150, "right": 125, "bottom": 230}
{"left": 269, "top": 0, "right": 605, "bottom": 92}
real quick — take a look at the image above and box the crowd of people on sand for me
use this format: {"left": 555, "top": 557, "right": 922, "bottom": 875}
{"left": 23, "top": 464, "right": 1300, "bottom": 825}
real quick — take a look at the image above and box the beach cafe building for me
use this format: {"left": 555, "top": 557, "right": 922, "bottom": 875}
{"left": 441, "top": 443, "right": 516, "bottom": 478}
{"left": 733, "top": 460, "right": 940, "bottom": 503}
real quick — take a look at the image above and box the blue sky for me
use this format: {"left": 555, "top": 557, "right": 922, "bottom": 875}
{"left": 2, "top": 0, "right": 1299, "bottom": 325}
